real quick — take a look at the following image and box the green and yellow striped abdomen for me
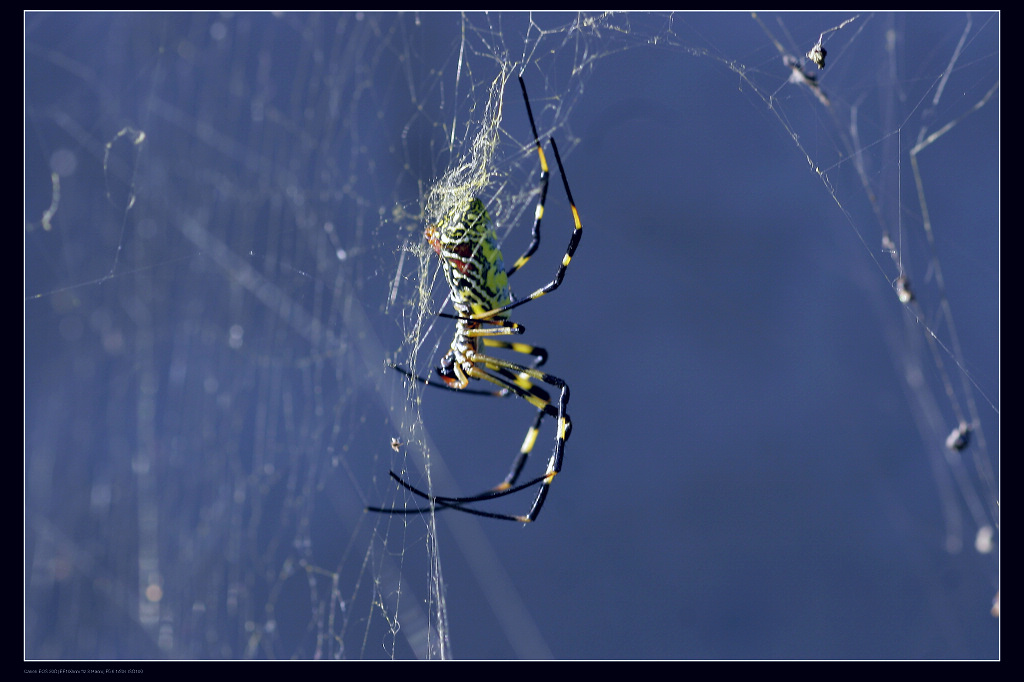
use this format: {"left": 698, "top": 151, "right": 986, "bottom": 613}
{"left": 426, "top": 198, "right": 511, "bottom": 318}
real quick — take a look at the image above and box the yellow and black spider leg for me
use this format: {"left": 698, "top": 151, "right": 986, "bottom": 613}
{"left": 386, "top": 318, "right": 544, "bottom": 394}
{"left": 368, "top": 363, "right": 561, "bottom": 520}
{"left": 386, "top": 336, "right": 552, "bottom": 495}
{"left": 442, "top": 351, "right": 572, "bottom": 523}
{"left": 481, "top": 338, "right": 548, "bottom": 368}
{"left": 471, "top": 355, "right": 572, "bottom": 522}
{"left": 477, "top": 339, "right": 548, "bottom": 400}
{"left": 475, "top": 133, "right": 581, "bottom": 323}
{"left": 506, "top": 74, "right": 549, "bottom": 278}
{"left": 376, "top": 357, "right": 572, "bottom": 523}
{"left": 475, "top": 329, "right": 549, "bottom": 396}
{"left": 470, "top": 362, "right": 551, "bottom": 491}
{"left": 388, "top": 346, "right": 553, "bottom": 477}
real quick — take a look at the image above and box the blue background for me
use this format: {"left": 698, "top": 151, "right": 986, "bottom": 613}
{"left": 26, "top": 12, "right": 998, "bottom": 660}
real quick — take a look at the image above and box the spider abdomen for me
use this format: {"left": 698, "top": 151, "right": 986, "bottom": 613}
{"left": 427, "top": 197, "right": 512, "bottom": 317}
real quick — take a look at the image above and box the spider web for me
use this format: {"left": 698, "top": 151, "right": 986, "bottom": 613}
{"left": 25, "top": 12, "right": 997, "bottom": 660}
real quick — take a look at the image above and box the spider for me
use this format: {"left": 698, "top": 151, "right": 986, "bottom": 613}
{"left": 367, "top": 74, "right": 582, "bottom": 523}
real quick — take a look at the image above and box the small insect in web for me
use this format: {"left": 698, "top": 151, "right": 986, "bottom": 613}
{"left": 807, "top": 15, "right": 859, "bottom": 69}
{"left": 894, "top": 275, "right": 914, "bottom": 304}
{"left": 945, "top": 421, "right": 972, "bottom": 452}
{"left": 806, "top": 39, "right": 827, "bottom": 69}
{"left": 367, "top": 74, "right": 582, "bottom": 523}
